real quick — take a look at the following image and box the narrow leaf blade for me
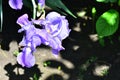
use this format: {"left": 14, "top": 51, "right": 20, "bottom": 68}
{"left": 46, "top": 0, "right": 76, "bottom": 18}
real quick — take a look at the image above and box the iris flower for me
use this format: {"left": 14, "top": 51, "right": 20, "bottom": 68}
{"left": 9, "top": 0, "right": 45, "bottom": 10}
{"left": 33, "top": 12, "right": 71, "bottom": 56}
{"left": 17, "top": 12, "right": 70, "bottom": 67}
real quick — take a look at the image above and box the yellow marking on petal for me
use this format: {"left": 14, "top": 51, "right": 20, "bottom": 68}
{"left": 46, "top": 29, "right": 51, "bottom": 33}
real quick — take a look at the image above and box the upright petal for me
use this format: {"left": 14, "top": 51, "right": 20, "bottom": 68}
{"left": 9, "top": 0, "right": 23, "bottom": 10}
{"left": 17, "top": 47, "right": 35, "bottom": 68}
{"left": 17, "top": 14, "right": 30, "bottom": 27}
{"left": 45, "top": 11, "right": 71, "bottom": 40}
{"left": 46, "top": 12, "right": 61, "bottom": 21}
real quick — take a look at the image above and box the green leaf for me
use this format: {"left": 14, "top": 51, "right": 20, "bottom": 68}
{"left": 96, "top": 9, "right": 119, "bottom": 37}
{"left": 96, "top": 0, "right": 109, "bottom": 3}
{"left": 110, "top": 0, "right": 117, "bottom": 3}
{"left": 0, "top": 0, "right": 3, "bottom": 32}
{"left": 99, "top": 37, "right": 105, "bottom": 46}
{"left": 96, "top": 0, "right": 117, "bottom": 3}
{"left": 92, "top": 7, "right": 96, "bottom": 15}
{"left": 46, "top": 0, "right": 76, "bottom": 18}
{"left": 118, "top": 0, "right": 120, "bottom": 6}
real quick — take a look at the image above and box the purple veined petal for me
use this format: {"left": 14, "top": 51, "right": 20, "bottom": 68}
{"left": 31, "top": 35, "right": 41, "bottom": 50}
{"left": 17, "top": 14, "right": 30, "bottom": 26}
{"left": 25, "top": 25, "right": 36, "bottom": 40}
{"left": 51, "top": 49, "right": 59, "bottom": 58}
{"left": 17, "top": 47, "right": 35, "bottom": 68}
{"left": 57, "top": 18, "right": 71, "bottom": 40}
{"left": 19, "top": 36, "right": 27, "bottom": 46}
{"left": 36, "top": 29, "right": 50, "bottom": 44}
{"left": 9, "top": 0, "right": 23, "bottom": 10}
{"left": 45, "top": 12, "right": 71, "bottom": 40}
{"left": 36, "top": 28, "right": 64, "bottom": 50}
{"left": 48, "top": 37, "right": 64, "bottom": 50}
{"left": 47, "top": 19, "right": 62, "bottom": 37}
{"left": 46, "top": 12, "right": 61, "bottom": 21}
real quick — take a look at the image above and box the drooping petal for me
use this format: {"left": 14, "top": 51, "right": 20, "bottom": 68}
{"left": 36, "top": 29, "right": 50, "bottom": 45}
{"left": 17, "top": 47, "right": 35, "bottom": 68}
{"left": 9, "top": 0, "right": 23, "bottom": 10}
{"left": 17, "top": 14, "right": 30, "bottom": 27}
{"left": 52, "top": 49, "right": 59, "bottom": 57}
{"left": 48, "top": 36, "right": 64, "bottom": 51}
{"left": 25, "top": 25, "right": 36, "bottom": 40}
{"left": 57, "top": 18, "right": 71, "bottom": 40}
{"left": 19, "top": 36, "right": 27, "bottom": 46}
{"left": 31, "top": 35, "right": 41, "bottom": 50}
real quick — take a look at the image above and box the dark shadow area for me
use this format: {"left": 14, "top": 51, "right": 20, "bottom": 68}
{"left": 0, "top": 0, "right": 32, "bottom": 50}
{"left": 46, "top": 74, "right": 64, "bottom": 80}
{"left": 104, "top": 54, "right": 120, "bottom": 80}
{"left": 4, "top": 63, "right": 42, "bottom": 80}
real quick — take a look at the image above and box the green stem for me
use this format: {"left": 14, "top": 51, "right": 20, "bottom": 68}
{"left": 118, "top": 0, "right": 120, "bottom": 6}
{"left": 31, "top": 0, "right": 37, "bottom": 19}
{"left": 0, "top": 0, "right": 3, "bottom": 32}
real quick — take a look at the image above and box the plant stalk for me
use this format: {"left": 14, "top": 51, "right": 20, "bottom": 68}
{"left": 31, "top": 0, "right": 37, "bottom": 19}
{"left": 0, "top": 0, "right": 3, "bottom": 32}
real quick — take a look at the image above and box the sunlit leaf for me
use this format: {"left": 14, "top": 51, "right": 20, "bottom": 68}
{"left": 92, "top": 7, "right": 96, "bottom": 15}
{"left": 13, "top": 50, "right": 19, "bottom": 57}
{"left": 96, "top": 9, "right": 119, "bottom": 37}
{"left": 96, "top": 0, "right": 117, "bottom": 3}
{"left": 46, "top": 0, "right": 76, "bottom": 18}
{"left": 58, "top": 66, "right": 61, "bottom": 70}
{"left": 96, "top": 0, "right": 109, "bottom": 3}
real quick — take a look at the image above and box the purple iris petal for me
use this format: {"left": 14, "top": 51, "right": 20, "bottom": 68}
{"left": 46, "top": 12, "right": 61, "bottom": 21}
{"left": 48, "top": 37, "right": 64, "bottom": 50}
{"left": 52, "top": 49, "right": 59, "bottom": 57}
{"left": 19, "top": 36, "right": 27, "bottom": 46}
{"left": 45, "top": 12, "right": 71, "bottom": 40}
{"left": 57, "top": 17, "right": 71, "bottom": 40}
{"left": 17, "top": 14, "right": 30, "bottom": 27}
{"left": 9, "top": 0, "right": 23, "bottom": 10}
{"left": 31, "top": 35, "right": 42, "bottom": 50}
{"left": 34, "top": 12, "right": 70, "bottom": 55}
{"left": 17, "top": 47, "right": 35, "bottom": 67}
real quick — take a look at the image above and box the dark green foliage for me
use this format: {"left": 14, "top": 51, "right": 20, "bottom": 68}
{"left": 46, "top": 0, "right": 76, "bottom": 18}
